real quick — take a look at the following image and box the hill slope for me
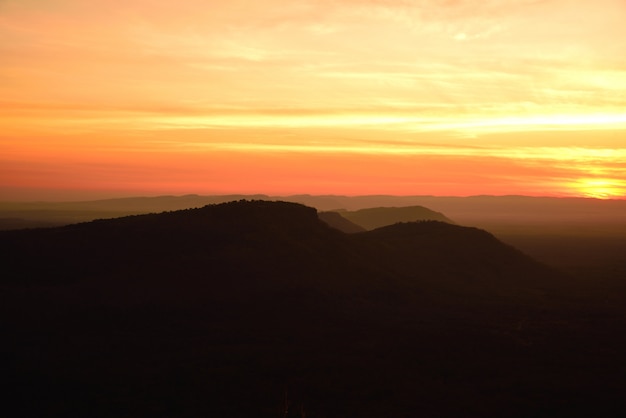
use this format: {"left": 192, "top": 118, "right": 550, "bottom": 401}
{"left": 1, "top": 200, "right": 624, "bottom": 418}
{"left": 338, "top": 205, "right": 454, "bottom": 230}
{"left": 318, "top": 211, "right": 366, "bottom": 233}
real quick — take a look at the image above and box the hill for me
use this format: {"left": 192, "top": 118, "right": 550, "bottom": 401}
{"left": 3, "top": 194, "right": 625, "bottom": 278}
{"left": 318, "top": 211, "right": 366, "bottom": 233}
{"left": 288, "top": 195, "right": 626, "bottom": 274}
{"left": 0, "top": 194, "right": 260, "bottom": 229}
{"left": 1, "top": 200, "right": 625, "bottom": 417}
{"left": 334, "top": 205, "right": 454, "bottom": 230}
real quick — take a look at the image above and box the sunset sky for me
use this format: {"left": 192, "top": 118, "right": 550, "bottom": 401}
{"left": 1, "top": 0, "right": 625, "bottom": 200}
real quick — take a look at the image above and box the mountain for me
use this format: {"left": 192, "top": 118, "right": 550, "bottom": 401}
{"left": 334, "top": 205, "right": 454, "bottom": 230}
{"left": 4, "top": 194, "right": 625, "bottom": 277}
{"left": 318, "top": 211, "right": 366, "bottom": 233}
{"left": 0, "top": 194, "right": 264, "bottom": 229}
{"left": 1, "top": 200, "right": 625, "bottom": 417}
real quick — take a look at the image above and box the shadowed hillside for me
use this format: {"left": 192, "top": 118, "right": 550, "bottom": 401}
{"left": 1, "top": 200, "right": 625, "bottom": 417}
{"left": 318, "top": 211, "right": 366, "bottom": 233}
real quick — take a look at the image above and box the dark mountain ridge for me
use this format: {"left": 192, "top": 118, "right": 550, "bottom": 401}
{"left": 0, "top": 200, "right": 552, "bottom": 302}
{"left": 3, "top": 194, "right": 625, "bottom": 279}
{"left": 1, "top": 200, "right": 624, "bottom": 417}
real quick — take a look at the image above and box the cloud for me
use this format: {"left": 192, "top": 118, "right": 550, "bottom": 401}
{"left": 2, "top": 0, "right": 626, "bottom": 137}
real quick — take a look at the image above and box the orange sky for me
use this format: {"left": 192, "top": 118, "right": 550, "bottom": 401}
{"left": 1, "top": 0, "right": 625, "bottom": 200}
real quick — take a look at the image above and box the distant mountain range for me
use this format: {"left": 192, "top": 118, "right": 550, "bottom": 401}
{"left": 2, "top": 200, "right": 625, "bottom": 417}
{"left": 2, "top": 193, "right": 626, "bottom": 272}
{"left": 2, "top": 193, "right": 625, "bottom": 231}
{"left": 332, "top": 205, "right": 454, "bottom": 230}
{"left": 0, "top": 200, "right": 550, "bottom": 298}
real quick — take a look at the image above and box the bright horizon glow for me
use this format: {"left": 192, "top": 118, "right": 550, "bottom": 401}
{"left": 572, "top": 178, "right": 626, "bottom": 200}
{"left": 1, "top": 0, "right": 626, "bottom": 200}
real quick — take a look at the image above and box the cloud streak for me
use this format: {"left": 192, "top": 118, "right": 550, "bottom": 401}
{"left": 1, "top": 0, "right": 626, "bottom": 198}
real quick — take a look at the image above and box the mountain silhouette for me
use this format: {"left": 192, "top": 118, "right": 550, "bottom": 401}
{"left": 318, "top": 211, "right": 366, "bottom": 233}
{"left": 336, "top": 205, "right": 454, "bottom": 230}
{"left": 1, "top": 200, "right": 624, "bottom": 417}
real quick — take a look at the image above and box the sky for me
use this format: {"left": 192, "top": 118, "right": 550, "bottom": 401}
{"left": 1, "top": 0, "right": 625, "bottom": 200}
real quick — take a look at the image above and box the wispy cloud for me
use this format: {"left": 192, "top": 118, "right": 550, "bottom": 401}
{"left": 1, "top": 0, "right": 626, "bottom": 198}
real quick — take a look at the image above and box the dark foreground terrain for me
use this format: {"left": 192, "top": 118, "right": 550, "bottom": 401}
{"left": 1, "top": 200, "right": 625, "bottom": 417}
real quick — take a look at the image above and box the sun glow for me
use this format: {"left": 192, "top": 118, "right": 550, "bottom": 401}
{"left": 1, "top": 0, "right": 626, "bottom": 200}
{"left": 572, "top": 179, "right": 626, "bottom": 199}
